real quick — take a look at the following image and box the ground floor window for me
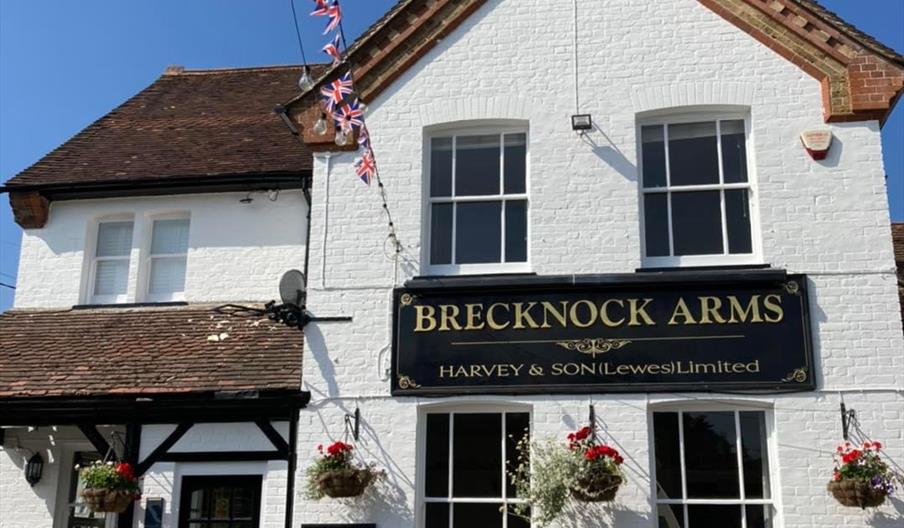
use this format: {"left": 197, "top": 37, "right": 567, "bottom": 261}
{"left": 422, "top": 409, "right": 531, "bottom": 528}
{"left": 653, "top": 410, "right": 773, "bottom": 528}
{"left": 178, "top": 475, "right": 262, "bottom": 528}
{"left": 68, "top": 452, "right": 105, "bottom": 528}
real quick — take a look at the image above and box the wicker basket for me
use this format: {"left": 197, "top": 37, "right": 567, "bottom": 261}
{"left": 317, "top": 468, "right": 375, "bottom": 498}
{"left": 571, "top": 472, "right": 623, "bottom": 502}
{"left": 827, "top": 480, "right": 887, "bottom": 509}
{"left": 80, "top": 488, "right": 133, "bottom": 513}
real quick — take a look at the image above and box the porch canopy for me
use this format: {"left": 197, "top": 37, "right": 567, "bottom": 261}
{"left": 0, "top": 303, "right": 308, "bottom": 426}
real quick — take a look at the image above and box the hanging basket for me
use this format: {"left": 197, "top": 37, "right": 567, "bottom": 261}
{"left": 827, "top": 480, "right": 888, "bottom": 509}
{"left": 80, "top": 488, "right": 134, "bottom": 513}
{"left": 571, "top": 472, "right": 623, "bottom": 502}
{"left": 317, "top": 468, "right": 376, "bottom": 498}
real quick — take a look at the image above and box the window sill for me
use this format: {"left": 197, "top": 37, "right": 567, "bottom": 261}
{"left": 637, "top": 263, "right": 772, "bottom": 273}
{"left": 423, "top": 262, "right": 531, "bottom": 277}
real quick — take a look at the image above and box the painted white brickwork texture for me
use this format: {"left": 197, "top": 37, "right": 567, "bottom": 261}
{"left": 296, "top": 1, "right": 904, "bottom": 527}
{"left": 13, "top": 190, "right": 308, "bottom": 308}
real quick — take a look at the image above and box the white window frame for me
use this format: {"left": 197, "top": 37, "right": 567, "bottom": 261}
{"left": 417, "top": 403, "right": 532, "bottom": 528}
{"left": 424, "top": 124, "right": 531, "bottom": 276}
{"left": 649, "top": 404, "right": 779, "bottom": 528}
{"left": 87, "top": 217, "right": 135, "bottom": 305}
{"left": 143, "top": 214, "right": 190, "bottom": 303}
{"left": 637, "top": 110, "right": 762, "bottom": 268}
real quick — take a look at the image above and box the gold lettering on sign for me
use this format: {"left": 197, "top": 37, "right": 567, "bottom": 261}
{"left": 440, "top": 305, "right": 463, "bottom": 331}
{"left": 728, "top": 295, "right": 763, "bottom": 323}
{"left": 698, "top": 296, "right": 727, "bottom": 324}
{"left": 487, "top": 303, "right": 510, "bottom": 330}
{"left": 569, "top": 300, "right": 598, "bottom": 328}
{"left": 628, "top": 298, "right": 655, "bottom": 326}
{"left": 599, "top": 299, "right": 625, "bottom": 327}
{"left": 464, "top": 304, "right": 485, "bottom": 330}
{"left": 513, "top": 302, "right": 540, "bottom": 329}
{"left": 415, "top": 305, "right": 437, "bottom": 332}
{"left": 668, "top": 298, "right": 697, "bottom": 325}
{"left": 540, "top": 301, "right": 568, "bottom": 328}
{"left": 763, "top": 294, "right": 784, "bottom": 323}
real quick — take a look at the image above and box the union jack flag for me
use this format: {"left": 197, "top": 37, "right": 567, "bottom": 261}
{"left": 322, "top": 34, "right": 342, "bottom": 65}
{"left": 334, "top": 99, "right": 364, "bottom": 132}
{"left": 322, "top": 1, "right": 342, "bottom": 34}
{"left": 310, "top": 0, "right": 331, "bottom": 16}
{"left": 357, "top": 125, "right": 370, "bottom": 150}
{"left": 355, "top": 148, "right": 376, "bottom": 185}
{"left": 319, "top": 72, "right": 354, "bottom": 112}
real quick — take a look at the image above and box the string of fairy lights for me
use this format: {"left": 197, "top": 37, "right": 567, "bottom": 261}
{"left": 290, "top": 0, "right": 403, "bottom": 259}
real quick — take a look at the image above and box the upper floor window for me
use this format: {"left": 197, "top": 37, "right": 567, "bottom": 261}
{"left": 147, "top": 218, "right": 190, "bottom": 301}
{"left": 639, "top": 115, "right": 759, "bottom": 267}
{"left": 90, "top": 220, "right": 134, "bottom": 304}
{"left": 427, "top": 128, "right": 528, "bottom": 275}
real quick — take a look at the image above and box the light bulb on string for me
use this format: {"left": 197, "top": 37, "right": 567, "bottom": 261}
{"left": 313, "top": 113, "right": 329, "bottom": 136}
{"left": 335, "top": 127, "right": 350, "bottom": 147}
{"left": 298, "top": 65, "right": 314, "bottom": 91}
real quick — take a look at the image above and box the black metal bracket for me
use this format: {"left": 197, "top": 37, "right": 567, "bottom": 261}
{"left": 841, "top": 402, "right": 856, "bottom": 441}
{"left": 589, "top": 404, "right": 597, "bottom": 442}
{"left": 345, "top": 407, "right": 360, "bottom": 441}
{"left": 264, "top": 301, "right": 352, "bottom": 329}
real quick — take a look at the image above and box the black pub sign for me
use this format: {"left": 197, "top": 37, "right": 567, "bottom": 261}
{"left": 391, "top": 273, "right": 814, "bottom": 395}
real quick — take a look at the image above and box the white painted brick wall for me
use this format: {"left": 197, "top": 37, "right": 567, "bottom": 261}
{"left": 13, "top": 190, "right": 308, "bottom": 308}
{"left": 296, "top": 0, "right": 904, "bottom": 527}
{"left": 4, "top": 0, "right": 903, "bottom": 527}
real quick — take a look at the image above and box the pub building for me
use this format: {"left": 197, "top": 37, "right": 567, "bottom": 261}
{"left": 1, "top": 1, "right": 904, "bottom": 528}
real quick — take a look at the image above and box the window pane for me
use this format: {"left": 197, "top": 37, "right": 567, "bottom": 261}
{"left": 452, "top": 503, "right": 502, "bottom": 528}
{"left": 740, "top": 412, "right": 770, "bottom": 499}
{"left": 644, "top": 193, "right": 670, "bottom": 257}
{"left": 653, "top": 412, "right": 682, "bottom": 500}
{"left": 657, "top": 504, "right": 684, "bottom": 528}
{"left": 668, "top": 122, "right": 719, "bottom": 186}
{"left": 507, "top": 510, "right": 531, "bottom": 528}
{"left": 505, "top": 412, "right": 530, "bottom": 497}
{"left": 504, "top": 200, "right": 527, "bottom": 263}
{"left": 671, "top": 191, "right": 723, "bottom": 255}
{"left": 683, "top": 412, "right": 740, "bottom": 498}
{"left": 425, "top": 503, "right": 449, "bottom": 528}
{"left": 453, "top": 413, "right": 502, "bottom": 497}
{"left": 94, "top": 260, "right": 129, "bottom": 296}
{"left": 425, "top": 413, "right": 450, "bottom": 498}
{"left": 431, "top": 203, "right": 453, "bottom": 265}
{"left": 687, "top": 505, "right": 741, "bottom": 528}
{"left": 149, "top": 256, "right": 187, "bottom": 295}
{"left": 151, "top": 219, "right": 190, "bottom": 254}
{"left": 231, "top": 485, "right": 253, "bottom": 519}
{"left": 431, "top": 137, "right": 453, "bottom": 197}
{"left": 503, "top": 133, "right": 526, "bottom": 194}
{"left": 456, "top": 135, "right": 500, "bottom": 196}
{"left": 721, "top": 120, "right": 748, "bottom": 184}
{"left": 96, "top": 221, "right": 133, "bottom": 257}
{"left": 745, "top": 504, "right": 774, "bottom": 528}
{"left": 456, "top": 202, "right": 502, "bottom": 264}
{"left": 725, "top": 189, "right": 752, "bottom": 254}
{"left": 642, "top": 125, "right": 666, "bottom": 188}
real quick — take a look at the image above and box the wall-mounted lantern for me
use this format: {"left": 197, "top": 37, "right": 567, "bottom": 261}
{"left": 25, "top": 452, "right": 43, "bottom": 486}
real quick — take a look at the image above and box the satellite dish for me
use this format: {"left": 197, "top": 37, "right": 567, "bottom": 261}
{"left": 279, "top": 269, "right": 307, "bottom": 306}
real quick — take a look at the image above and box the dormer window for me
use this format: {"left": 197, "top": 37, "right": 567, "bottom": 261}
{"left": 147, "top": 218, "right": 190, "bottom": 301}
{"left": 90, "top": 220, "right": 134, "bottom": 304}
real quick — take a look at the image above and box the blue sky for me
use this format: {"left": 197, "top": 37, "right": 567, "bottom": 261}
{"left": 1, "top": 0, "right": 902, "bottom": 312}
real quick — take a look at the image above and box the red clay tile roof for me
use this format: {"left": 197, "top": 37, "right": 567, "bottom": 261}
{"left": 3, "top": 65, "right": 324, "bottom": 189}
{"left": 0, "top": 304, "right": 302, "bottom": 398}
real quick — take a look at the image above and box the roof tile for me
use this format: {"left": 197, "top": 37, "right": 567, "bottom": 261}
{"left": 0, "top": 304, "right": 302, "bottom": 398}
